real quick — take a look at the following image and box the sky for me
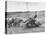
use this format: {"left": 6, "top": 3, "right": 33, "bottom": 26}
{"left": 7, "top": 1, "right": 45, "bottom": 12}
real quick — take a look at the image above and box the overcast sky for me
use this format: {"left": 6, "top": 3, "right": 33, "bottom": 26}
{"left": 7, "top": 1, "right": 45, "bottom": 12}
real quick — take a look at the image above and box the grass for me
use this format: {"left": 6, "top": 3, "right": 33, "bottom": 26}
{"left": 7, "top": 11, "right": 45, "bottom": 34}
{"left": 7, "top": 26, "right": 45, "bottom": 34}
